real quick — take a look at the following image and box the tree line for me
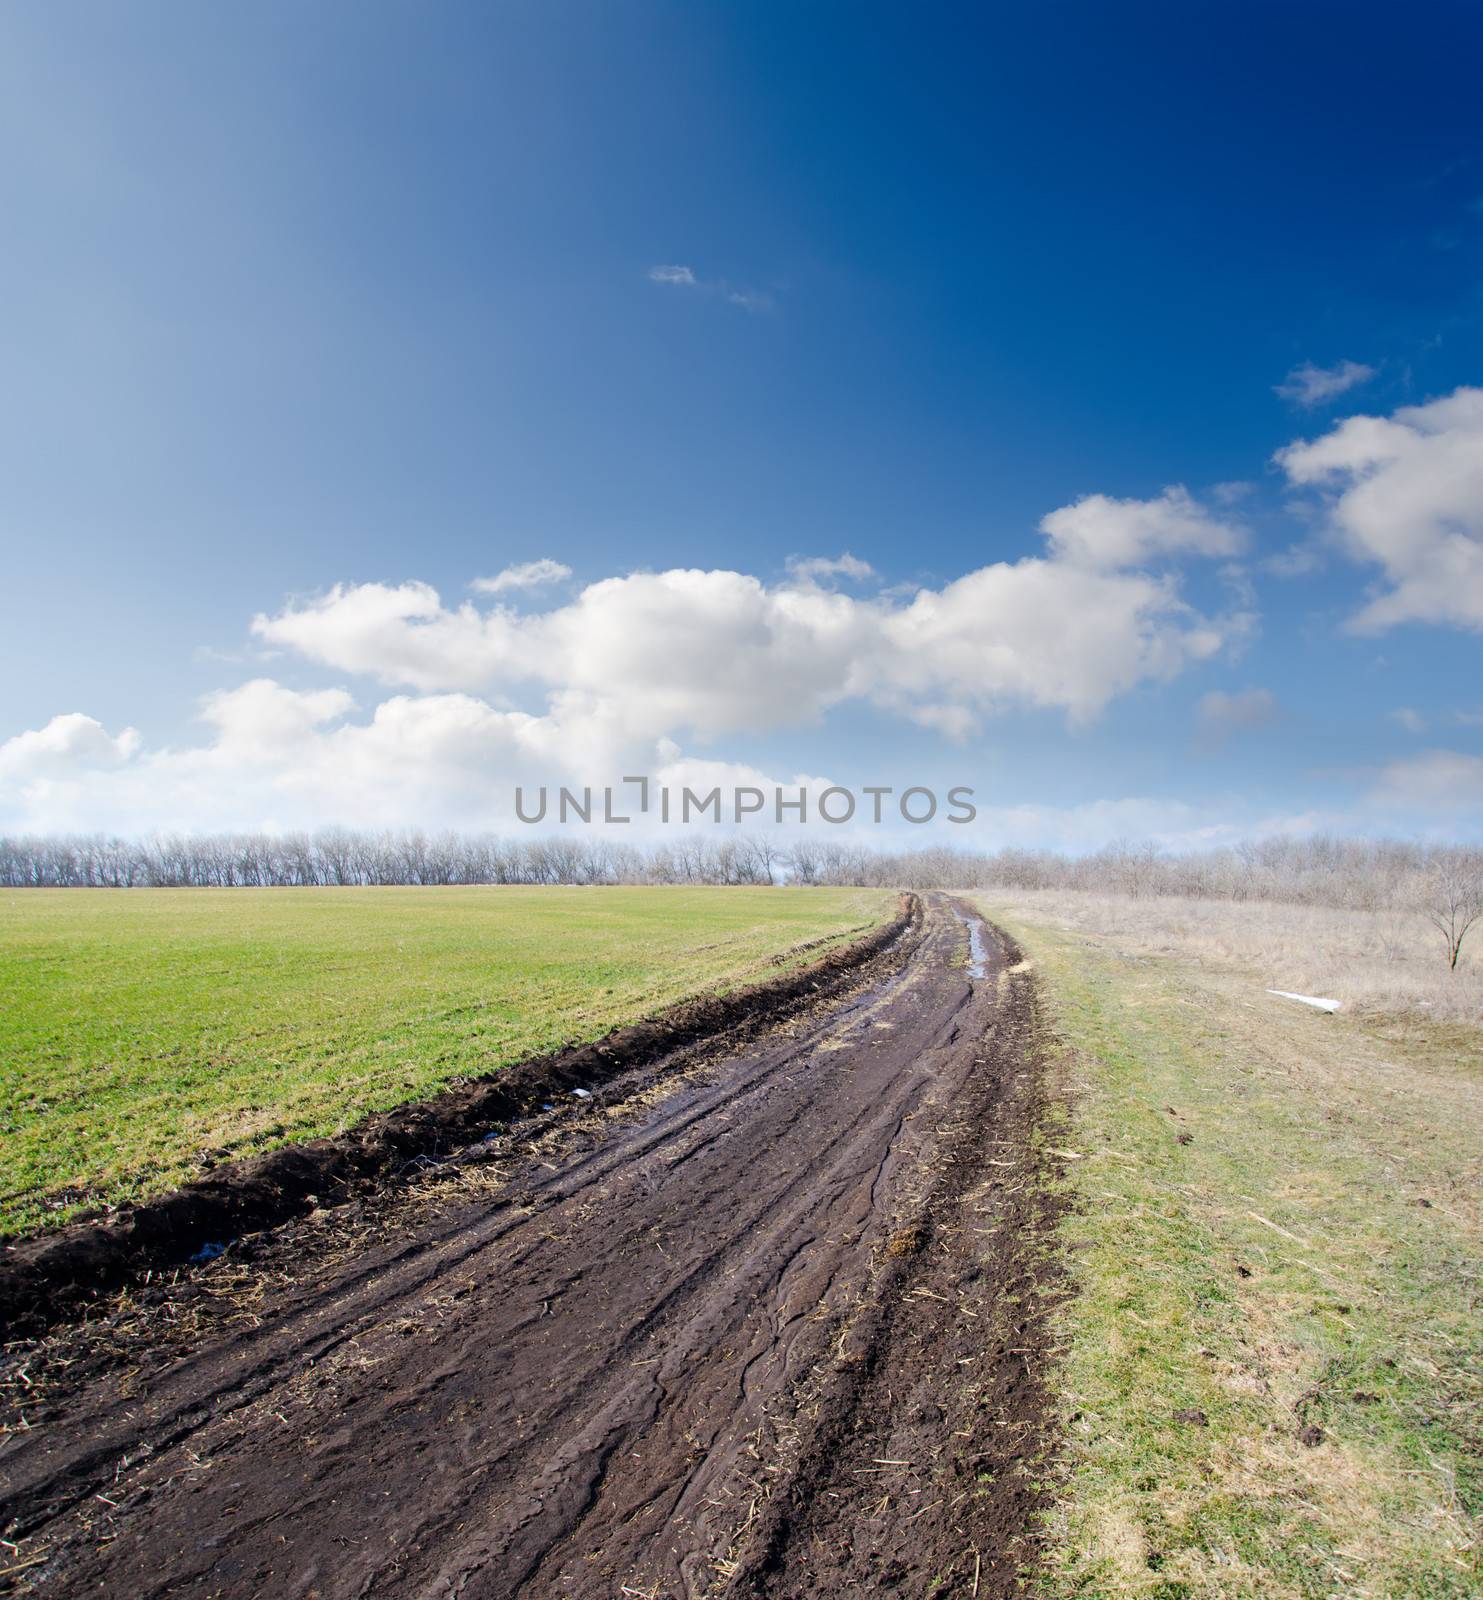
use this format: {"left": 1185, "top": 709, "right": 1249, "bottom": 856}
{"left": 0, "top": 828, "right": 1476, "bottom": 909}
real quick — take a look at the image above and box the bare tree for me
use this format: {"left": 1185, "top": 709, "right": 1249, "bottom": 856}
{"left": 4, "top": 828, "right": 1482, "bottom": 913}
{"left": 784, "top": 840, "right": 821, "bottom": 886}
{"left": 735, "top": 835, "right": 779, "bottom": 885}
{"left": 1420, "top": 850, "right": 1483, "bottom": 972}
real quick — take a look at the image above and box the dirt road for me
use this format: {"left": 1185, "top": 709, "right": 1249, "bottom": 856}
{"left": 1, "top": 897, "right": 1060, "bottom": 1598}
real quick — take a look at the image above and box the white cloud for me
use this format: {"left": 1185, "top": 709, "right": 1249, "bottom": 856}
{"left": 0, "top": 713, "right": 140, "bottom": 781}
{"left": 1275, "top": 386, "right": 1483, "bottom": 631}
{"left": 1389, "top": 707, "right": 1427, "bottom": 735}
{"left": 957, "top": 797, "right": 1338, "bottom": 855}
{"left": 1211, "top": 480, "right": 1254, "bottom": 505}
{"left": 253, "top": 530, "right": 1244, "bottom": 740}
{"left": 252, "top": 581, "right": 529, "bottom": 693}
{"left": 1038, "top": 485, "right": 1244, "bottom": 571}
{"left": 198, "top": 679, "right": 355, "bottom": 756}
{"left": 470, "top": 559, "right": 572, "bottom": 595}
{"left": 537, "top": 570, "right": 866, "bottom": 737}
{"left": 1197, "top": 687, "right": 1277, "bottom": 742}
{"left": 1274, "top": 359, "right": 1376, "bottom": 408}
{"left": 1263, "top": 541, "right": 1324, "bottom": 578}
{"left": 647, "top": 263, "right": 771, "bottom": 312}
{"left": 1371, "top": 748, "right": 1483, "bottom": 812}
{"left": 877, "top": 559, "right": 1232, "bottom": 730}
{"left": 784, "top": 552, "right": 878, "bottom": 585}
{"left": 0, "top": 687, "right": 1353, "bottom": 851}
{"left": 5, "top": 487, "right": 1258, "bottom": 837}
{"left": 0, "top": 682, "right": 575, "bottom": 837}
{"left": 8, "top": 689, "right": 1462, "bottom": 851}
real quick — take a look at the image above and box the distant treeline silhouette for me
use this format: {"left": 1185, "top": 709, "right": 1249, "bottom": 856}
{"left": 2, "top": 829, "right": 1477, "bottom": 912}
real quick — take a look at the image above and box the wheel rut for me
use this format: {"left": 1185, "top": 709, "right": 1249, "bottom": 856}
{"left": 0, "top": 896, "right": 1063, "bottom": 1599}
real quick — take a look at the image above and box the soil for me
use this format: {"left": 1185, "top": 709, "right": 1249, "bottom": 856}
{"left": 0, "top": 895, "right": 1064, "bottom": 1598}
{"left": 0, "top": 898, "right": 916, "bottom": 1338}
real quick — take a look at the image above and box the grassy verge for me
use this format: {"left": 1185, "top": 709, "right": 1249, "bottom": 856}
{"left": 0, "top": 885, "right": 891, "bottom": 1236}
{"left": 979, "top": 901, "right": 1481, "bottom": 1599}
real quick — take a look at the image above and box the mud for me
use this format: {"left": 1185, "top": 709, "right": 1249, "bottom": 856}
{"left": 0, "top": 897, "right": 915, "bottom": 1338}
{"left": 0, "top": 896, "right": 1063, "bottom": 1598}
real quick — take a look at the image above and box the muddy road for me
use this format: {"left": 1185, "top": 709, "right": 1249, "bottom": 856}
{"left": 1, "top": 897, "right": 1062, "bottom": 1599}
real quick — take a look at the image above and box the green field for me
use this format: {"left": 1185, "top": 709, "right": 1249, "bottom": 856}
{"left": 982, "top": 901, "right": 1482, "bottom": 1599}
{"left": 0, "top": 886, "right": 891, "bottom": 1237}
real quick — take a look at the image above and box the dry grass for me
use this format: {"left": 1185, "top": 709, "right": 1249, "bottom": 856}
{"left": 987, "top": 889, "right": 1483, "bottom": 1022}
{"left": 982, "top": 897, "right": 1482, "bottom": 1598}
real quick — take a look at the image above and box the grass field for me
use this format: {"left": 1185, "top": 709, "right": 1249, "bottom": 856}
{"left": 0, "top": 885, "right": 891, "bottom": 1237}
{"left": 981, "top": 898, "right": 1482, "bottom": 1598}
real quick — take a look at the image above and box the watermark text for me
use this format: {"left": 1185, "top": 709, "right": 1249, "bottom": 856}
{"left": 513, "top": 778, "right": 976, "bottom": 826}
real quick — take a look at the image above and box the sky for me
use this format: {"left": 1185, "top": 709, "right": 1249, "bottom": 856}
{"left": 2, "top": 0, "right": 1482, "bottom": 851}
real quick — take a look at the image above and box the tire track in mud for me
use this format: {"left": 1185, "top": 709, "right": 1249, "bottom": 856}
{"left": 0, "top": 903, "right": 916, "bottom": 1338}
{"left": 0, "top": 897, "right": 1063, "bottom": 1599}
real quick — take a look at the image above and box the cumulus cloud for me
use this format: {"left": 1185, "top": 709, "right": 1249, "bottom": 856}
{"left": 6, "top": 486, "right": 1258, "bottom": 836}
{"left": 198, "top": 680, "right": 356, "bottom": 756}
{"left": 1275, "top": 386, "right": 1483, "bottom": 631}
{"left": 0, "top": 682, "right": 1355, "bottom": 850}
{"left": 253, "top": 531, "right": 1243, "bottom": 740}
{"left": 1389, "top": 707, "right": 1427, "bottom": 734}
{"left": 252, "top": 581, "right": 528, "bottom": 692}
{"left": 0, "top": 682, "right": 576, "bottom": 837}
{"left": 1197, "top": 687, "right": 1277, "bottom": 744}
{"left": 0, "top": 713, "right": 140, "bottom": 781}
{"left": 647, "top": 264, "right": 697, "bottom": 286}
{"left": 6, "top": 693, "right": 1433, "bottom": 853}
{"left": 470, "top": 559, "right": 573, "bottom": 595}
{"left": 876, "top": 559, "right": 1231, "bottom": 731}
{"left": 784, "top": 552, "right": 878, "bottom": 585}
{"left": 1038, "top": 486, "right": 1244, "bottom": 571}
{"left": 1274, "top": 359, "right": 1376, "bottom": 408}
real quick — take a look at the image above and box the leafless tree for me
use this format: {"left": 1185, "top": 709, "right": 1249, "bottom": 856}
{"left": 1420, "top": 849, "right": 1483, "bottom": 971}
{"left": 784, "top": 840, "right": 821, "bottom": 886}
{"left": 740, "top": 835, "right": 781, "bottom": 885}
{"left": 4, "top": 828, "right": 1482, "bottom": 917}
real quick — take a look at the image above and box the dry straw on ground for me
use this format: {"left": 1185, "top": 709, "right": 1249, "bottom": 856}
{"left": 987, "top": 888, "right": 1482, "bottom": 1022}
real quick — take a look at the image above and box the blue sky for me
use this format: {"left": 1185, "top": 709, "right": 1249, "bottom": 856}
{"left": 2, "top": 1, "right": 1482, "bottom": 847}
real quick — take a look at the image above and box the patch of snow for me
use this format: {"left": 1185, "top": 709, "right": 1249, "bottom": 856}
{"left": 1266, "top": 989, "right": 1341, "bottom": 1013}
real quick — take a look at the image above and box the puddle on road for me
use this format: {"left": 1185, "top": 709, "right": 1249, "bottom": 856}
{"left": 950, "top": 906, "right": 989, "bottom": 979}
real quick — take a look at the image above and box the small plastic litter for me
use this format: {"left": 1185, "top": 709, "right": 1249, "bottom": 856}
{"left": 190, "top": 1241, "right": 228, "bottom": 1263}
{"left": 572, "top": 1088, "right": 593, "bottom": 1100}
{"left": 481, "top": 1131, "right": 500, "bottom": 1143}
{"left": 1266, "top": 989, "right": 1341, "bottom": 1013}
